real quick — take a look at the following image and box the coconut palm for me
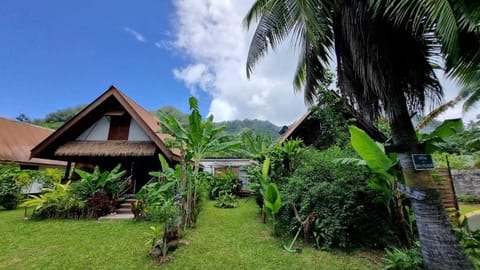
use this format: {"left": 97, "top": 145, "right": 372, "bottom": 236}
{"left": 460, "top": 69, "right": 480, "bottom": 112}
{"left": 244, "top": 0, "right": 480, "bottom": 268}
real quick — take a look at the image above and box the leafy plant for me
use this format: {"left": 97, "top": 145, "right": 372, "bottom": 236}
{"left": 455, "top": 217, "right": 480, "bottom": 267}
{"left": 279, "top": 147, "right": 397, "bottom": 249}
{"left": 0, "top": 169, "right": 20, "bottom": 210}
{"left": 0, "top": 165, "right": 64, "bottom": 210}
{"left": 20, "top": 182, "right": 86, "bottom": 219}
{"left": 73, "top": 164, "right": 126, "bottom": 200}
{"left": 86, "top": 193, "right": 112, "bottom": 218}
{"left": 347, "top": 125, "right": 398, "bottom": 207}
{"left": 159, "top": 96, "right": 241, "bottom": 227}
{"left": 207, "top": 168, "right": 239, "bottom": 199}
{"left": 458, "top": 194, "right": 479, "bottom": 204}
{"left": 264, "top": 183, "right": 281, "bottom": 224}
{"left": 417, "top": 119, "right": 464, "bottom": 154}
{"left": 145, "top": 225, "right": 163, "bottom": 248}
{"left": 383, "top": 242, "right": 425, "bottom": 270}
{"left": 215, "top": 193, "right": 239, "bottom": 208}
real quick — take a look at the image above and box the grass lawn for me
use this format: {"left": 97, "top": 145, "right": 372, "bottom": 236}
{"left": 459, "top": 203, "right": 480, "bottom": 215}
{"left": 0, "top": 199, "right": 384, "bottom": 270}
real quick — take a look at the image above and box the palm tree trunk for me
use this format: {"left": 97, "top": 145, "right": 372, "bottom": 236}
{"left": 389, "top": 101, "right": 474, "bottom": 270}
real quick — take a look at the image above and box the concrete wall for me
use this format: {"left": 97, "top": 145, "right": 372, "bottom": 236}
{"left": 452, "top": 169, "right": 480, "bottom": 198}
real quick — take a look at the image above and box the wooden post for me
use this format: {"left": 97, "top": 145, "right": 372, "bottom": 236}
{"left": 62, "top": 161, "right": 72, "bottom": 183}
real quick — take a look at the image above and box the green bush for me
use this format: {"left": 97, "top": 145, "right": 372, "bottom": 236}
{"left": 0, "top": 165, "right": 64, "bottom": 210}
{"left": 207, "top": 169, "right": 239, "bottom": 199}
{"left": 215, "top": 193, "right": 239, "bottom": 208}
{"left": 0, "top": 172, "right": 20, "bottom": 210}
{"left": 383, "top": 242, "right": 424, "bottom": 270}
{"left": 432, "top": 152, "right": 479, "bottom": 170}
{"left": 455, "top": 218, "right": 480, "bottom": 267}
{"left": 21, "top": 182, "right": 86, "bottom": 219}
{"left": 458, "top": 194, "right": 479, "bottom": 204}
{"left": 277, "top": 147, "right": 397, "bottom": 249}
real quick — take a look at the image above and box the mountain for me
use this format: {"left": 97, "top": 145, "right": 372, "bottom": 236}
{"left": 25, "top": 105, "right": 281, "bottom": 138}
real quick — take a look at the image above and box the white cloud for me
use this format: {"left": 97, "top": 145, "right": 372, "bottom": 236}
{"left": 124, "top": 27, "right": 146, "bottom": 42}
{"left": 173, "top": 63, "right": 215, "bottom": 96}
{"left": 170, "top": 0, "right": 307, "bottom": 126}
{"left": 170, "top": 0, "right": 480, "bottom": 127}
{"left": 432, "top": 73, "right": 480, "bottom": 125}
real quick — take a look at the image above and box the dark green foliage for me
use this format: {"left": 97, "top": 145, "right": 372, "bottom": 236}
{"left": 383, "top": 242, "right": 425, "bottom": 270}
{"left": 435, "top": 122, "right": 480, "bottom": 154}
{"left": 32, "top": 105, "right": 85, "bottom": 130}
{"left": 0, "top": 165, "right": 63, "bottom": 210}
{"left": 216, "top": 119, "right": 281, "bottom": 139}
{"left": 72, "top": 164, "right": 127, "bottom": 201}
{"left": 458, "top": 194, "right": 479, "bottom": 204}
{"left": 206, "top": 169, "right": 240, "bottom": 199}
{"left": 278, "top": 147, "right": 397, "bottom": 249}
{"left": 309, "top": 91, "right": 352, "bottom": 150}
{"left": 0, "top": 193, "right": 20, "bottom": 210}
{"left": 0, "top": 170, "right": 20, "bottom": 210}
{"left": 215, "top": 193, "right": 239, "bottom": 208}
{"left": 151, "top": 105, "right": 190, "bottom": 128}
{"left": 21, "top": 182, "right": 87, "bottom": 219}
{"left": 455, "top": 218, "right": 480, "bottom": 267}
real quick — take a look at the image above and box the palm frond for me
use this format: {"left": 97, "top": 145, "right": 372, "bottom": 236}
{"left": 416, "top": 95, "right": 464, "bottom": 131}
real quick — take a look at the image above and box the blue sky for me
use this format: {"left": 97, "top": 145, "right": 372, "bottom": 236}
{"left": 0, "top": 1, "right": 478, "bottom": 126}
{"left": 0, "top": 1, "right": 207, "bottom": 120}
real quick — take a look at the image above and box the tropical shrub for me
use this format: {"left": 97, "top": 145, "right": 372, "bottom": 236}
{"left": 383, "top": 242, "right": 425, "bottom": 270}
{"left": 458, "top": 194, "right": 479, "bottom": 204}
{"left": 215, "top": 193, "right": 238, "bottom": 208}
{"left": 278, "top": 147, "right": 397, "bottom": 249}
{"left": 0, "top": 170, "right": 20, "bottom": 210}
{"left": 72, "top": 164, "right": 126, "bottom": 200}
{"left": 21, "top": 182, "right": 86, "bottom": 219}
{"left": 86, "top": 193, "right": 112, "bottom": 218}
{"left": 207, "top": 168, "right": 239, "bottom": 199}
{"left": 432, "top": 152, "right": 479, "bottom": 170}
{"left": 0, "top": 165, "right": 63, "bottom": 210}
{"left": 308, "top": 90, "right": 352, "bottom": 150}
{"left": 455, "top": 218, "right": 480, "bottom": 267}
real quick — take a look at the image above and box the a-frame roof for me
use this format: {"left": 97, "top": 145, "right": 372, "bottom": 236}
{"left": 31, "top": 86, "right": 181, "bottom": 162}
{"left": 280, "top": 103, "right": 387, "bottom": 144}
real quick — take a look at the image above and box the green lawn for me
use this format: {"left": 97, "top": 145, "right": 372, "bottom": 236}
{"left": 459, "top": 203, "right": 480, "bottom": 215}
{"left": 0, "top": 200, "right": 384, "bottom": 270}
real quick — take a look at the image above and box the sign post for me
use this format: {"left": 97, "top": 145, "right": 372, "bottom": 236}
{"left": 412, "top": 154, "right": 435, "bottom": 171}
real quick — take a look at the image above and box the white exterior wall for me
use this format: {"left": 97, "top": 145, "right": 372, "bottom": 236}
{"left": 76, "top": 116, "right": 110, "bottom": 141}
{"left": 128, "top": 119, "right": 150, "bottom": 141}
{"left": 76, "top": 116, "right": 151, "bottom": 141}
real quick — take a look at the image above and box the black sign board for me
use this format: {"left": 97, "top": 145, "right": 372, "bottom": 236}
{"left": 412, "top": 154, "right": 435, "bottom": 170}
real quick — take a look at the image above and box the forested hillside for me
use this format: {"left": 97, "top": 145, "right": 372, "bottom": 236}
{"left": 16, "top": 105, "right": 282, "bottom": 137}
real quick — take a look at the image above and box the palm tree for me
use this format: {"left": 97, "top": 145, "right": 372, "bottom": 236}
{"left": 244, "top": 0, "right": 480, "bottom": 268}
{"left": 460, "top": 69, "right": 480, "bottom": 112}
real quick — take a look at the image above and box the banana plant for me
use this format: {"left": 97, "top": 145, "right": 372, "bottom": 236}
{"left": 74, "top": 164, "right": 126, "bottom": 199}
{"left": 159, "top": 96, "right": 241, "bottom": 227}
{"left": 346, "top": 125, "right": 398, "bottom": 207}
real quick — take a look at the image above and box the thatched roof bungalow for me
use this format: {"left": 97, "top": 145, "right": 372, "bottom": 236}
{"left": 31, "top": 86, "right": 181, "bottom": 192}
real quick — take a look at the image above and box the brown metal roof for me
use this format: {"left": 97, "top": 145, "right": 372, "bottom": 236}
{"left": 31, "top": 85, "right": 182, "bottom": 162}
{"left": 0, "top": 117, "right": 66, "bottom": 167}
